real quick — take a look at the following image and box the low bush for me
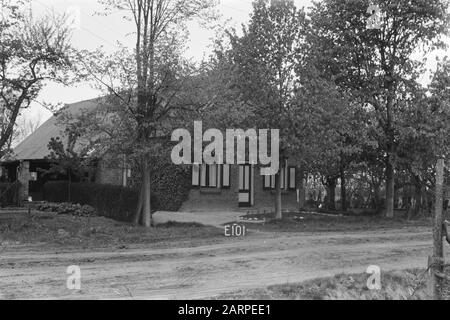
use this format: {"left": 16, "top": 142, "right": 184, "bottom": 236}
{"left": 36, "top": 202, "right": 96, "bottom": 217}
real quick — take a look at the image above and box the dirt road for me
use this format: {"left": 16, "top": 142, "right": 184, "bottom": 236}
{"left": 0, "top": 227, "right": 446, "bottom": 299}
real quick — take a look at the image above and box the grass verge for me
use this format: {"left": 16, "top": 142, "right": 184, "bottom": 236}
{"left": 215, "top": 269, "right": 440, "bottom": 300}
{"left": 0, "top": 210, "right": 223, "bottom": 249}
{"left": 242, "top": 212, "right": 432, "bottom": 233}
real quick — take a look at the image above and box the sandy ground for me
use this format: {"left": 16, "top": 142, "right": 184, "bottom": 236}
{"left": 153, "top": 210, "right": 244, "bottom": 228}
{"left": 1, "top": 226, "right": 447, "bottom": 300}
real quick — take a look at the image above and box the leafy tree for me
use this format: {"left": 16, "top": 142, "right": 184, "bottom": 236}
{"left": 208, "top": 0, "right": 365, "bottom": 215}
{"left": 78, "top": 0, "right": 218, "bottom": 227}
{"left": 0, "top": 0, "right": 74, "bottom": 156}
{"left": 396, "top": 59, "right": 450, "bottom": 217}
{"left": 224, "top": 0, "right": 307, "bottom": 219}
{"left": 308, "top": 0, "right": 450, "bottom": 217}
{"left": 44, "top": 117, "right": 94, "bottom": 202}
{"left": 290, "top": 68, "right": 371, "bottom": 211}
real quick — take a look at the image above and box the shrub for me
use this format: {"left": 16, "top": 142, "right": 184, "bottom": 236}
{"left": 149, "top": 164, "right": 191, "bottom": 211}
{"left": 121, "top": 160, "right": 192, "bottom": 212}
{"left": 36, "top": 202, "right": 96, "bottom": 217}
{"left": 305, "top": 199, "right": 320, "bottom": 209}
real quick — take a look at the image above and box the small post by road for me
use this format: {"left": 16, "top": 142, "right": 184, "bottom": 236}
{"left": 430, "top": 158, "right": 445, "bottom": 300}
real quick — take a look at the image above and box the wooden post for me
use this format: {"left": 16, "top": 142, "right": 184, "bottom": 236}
{"left": 431, "top": 158, "right": 445, "bottom": 300}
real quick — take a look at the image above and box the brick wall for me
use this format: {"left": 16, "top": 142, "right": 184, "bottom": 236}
{"left": 253, "top": 167, "right": 298, "bottom": 212}
{"left": 92, "top": 161, "right": 300, "bottom": 212}
{"left": 180, "top": 165, "right": 239, "bottom": 212}
{"left": 181, "top": 165, "right": 298, "bottom": 212}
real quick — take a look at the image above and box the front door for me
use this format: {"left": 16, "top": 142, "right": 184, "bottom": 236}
{"left": 238, "top": 165, "right": 252, "bottom": 207}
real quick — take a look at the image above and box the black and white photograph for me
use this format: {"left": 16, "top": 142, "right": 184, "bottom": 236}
{"left": 1, "top": 0, "right": 450, "bottom": 304}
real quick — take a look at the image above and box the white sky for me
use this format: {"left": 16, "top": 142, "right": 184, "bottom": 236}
{"left": 20, "top": 0, "right": 312, "bottom": 125}
{"left": 20, "top": 0, "right": 450, "bottom": 128}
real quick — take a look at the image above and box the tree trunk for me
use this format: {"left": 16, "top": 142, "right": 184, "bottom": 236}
{"left": 142, "top": 160, "right": 152, "bottom": 227}
{"left": 372, "top": 182, "right": 380, "bottom": 211}
{"left": 325, "top": 176, "right": 337, "bottom": 211}
{"left": 340, "top": 167, "right": 347, "bottom": 212}
{"left": 430, "top": 158, "right": 445, "bottom": 300}
{"left": 0, "top": 93, "right": 28, "bottom": 154}
{"left": 385, "top": 156, "right": 395, "bottom": 218}
{"left": 327, "top": 185, "right": 336, "bottom": 211}
{"left": 412, "top": 175, "right": 423, "bottom": 217}
{"left": 68, "top": 168, "right": 71, "bottom": 203}
{"left": 297, "top": 167, "right": 306, "bottom": 212}
{"left": 384, "top": 81, "right": 396, "bottom": 219}
{"left": 275, "top": 171, "right": 282, "bottom": 220}
{"left": 133, "top": 183, "right": 144, "bottom": 225}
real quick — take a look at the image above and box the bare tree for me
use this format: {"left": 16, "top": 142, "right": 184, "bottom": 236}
{"left": 83, "top": 0, "right": 219, "bottom": 227}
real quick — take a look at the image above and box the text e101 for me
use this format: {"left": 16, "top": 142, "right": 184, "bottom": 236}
{"left": 225, "top": 224, "right": 247, "bottom": 237}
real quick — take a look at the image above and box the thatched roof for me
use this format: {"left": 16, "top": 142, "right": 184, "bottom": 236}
{"left": 9, "top": 98, "right": 100, "bottom": 161}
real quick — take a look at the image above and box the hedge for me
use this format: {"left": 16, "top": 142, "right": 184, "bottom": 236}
{"left": 43, "top": 171, "right": 191, "bottom": 222}
{"left": 43, "top": 182, "right": 147, "bottom": 222}
{"left": 0, "top": 182, "right": 20, "bottom": 206}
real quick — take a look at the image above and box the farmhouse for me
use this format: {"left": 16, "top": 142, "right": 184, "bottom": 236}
{"left": 0, "top": 98, "right": 300, "bottom": 212}
{"left": 0, "top": 98, "right": 130, "bottom": 203}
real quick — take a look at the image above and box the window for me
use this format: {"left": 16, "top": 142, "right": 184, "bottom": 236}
{"left": 288, "top": 167, "right": 296, "bottom": 190}
{"left": 200, "top": 164, "right": 218, "bottom": 188}
{"left": 263, "top": 174, "right": 276, "bottom": 190}
{"left": 195, "top": 164, "right": 220, "bottom": 188}
{"left": 280, "top": 167, "right": 285, "bottom": 189}
{"left": 192, "top": 164, "right": 231, "bottom": 189}
{"left": 192, "top": 164, "right": 200, "bottom": 187}
{"left": 263, "top": 166, "right": 296, "bottom": 190}
{"left": 206, "top": 164, "right": 218, "bottom": 187}
{"left": 239, "top": 165, "right": 251, "bottom": 191}
{"left": 30, "top": 172, "right": 38, "bottom": 181}
{"left": 222, "top": 164, "right": 231, "bottom": 188}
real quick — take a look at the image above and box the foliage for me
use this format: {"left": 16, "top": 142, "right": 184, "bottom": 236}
{"left": 206, "top": 0, "right": 310, "bottom": 218}
{"left": 41, "top": 113, "right": 97, "bottom": 203}
{"left": 0, "top": 0, "right": 75, "bottom": 156}
{"left": 36, "top": 202, "right": 97, "bottom": 217}
{"left": 216, "top": 269, "right": 432, "bottom": 300}
{"left": 42, "top": 174, "right": 191, "bottom": 222}
{"left": 74, "top": 0, "right": 219, "bottom": 226}
{"left": 224, "top": 0, "right": 307, "bottom": 152}
{"left": 149, "top": 161, "right": 192, "bottom": 212}
{"left": 44, "top": 129, "right": 93, "bottom": 183}
{"left": 43, "top": 181, "right": 143, "bottom": 222}
{"left": 307, "top": 0, "right": 450, "bottom": 216}
{"left": 0, "top": 182, "right": 20, "bottom": 205}
{"left": 208, "top": 0, "right": 366, "bottom": 213}
{"left": 125, "top": 158, "right": 192, "bottom": 211}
